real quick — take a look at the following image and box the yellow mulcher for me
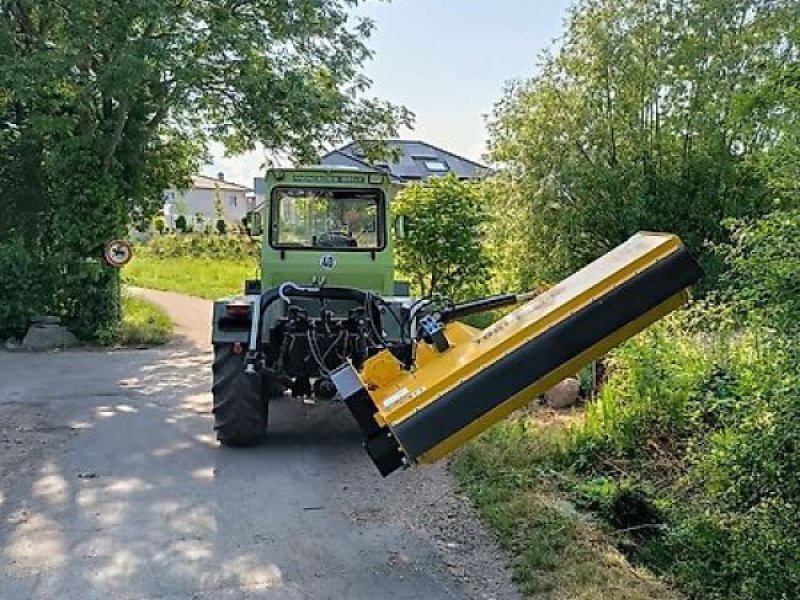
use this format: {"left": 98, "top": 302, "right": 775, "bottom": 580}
{"left": 332, "top": 232, "right": 703, "bottom": 476}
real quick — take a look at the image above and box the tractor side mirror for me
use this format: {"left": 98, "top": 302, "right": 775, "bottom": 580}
{"left": 245, "top": 209, "right": 263, "bottom": 237}
{"left": 394, "top": 215, "right": 408, "bottom": 240}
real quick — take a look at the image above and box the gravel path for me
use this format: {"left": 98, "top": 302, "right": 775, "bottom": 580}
{"left": 0, "top": 288, "right": 521, "bottom": 600}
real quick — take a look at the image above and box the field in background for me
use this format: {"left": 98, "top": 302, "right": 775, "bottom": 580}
{"left": 124, "top": 256, "right": 254, "bottom": 300}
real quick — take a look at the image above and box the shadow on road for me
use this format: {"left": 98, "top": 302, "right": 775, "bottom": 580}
{"left": 0, "top": 348, "right": 469, "bottom": 600}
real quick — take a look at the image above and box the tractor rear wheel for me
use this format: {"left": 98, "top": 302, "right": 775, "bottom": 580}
{"left": 212, "top": 344, "right": 268, "bottom": 446}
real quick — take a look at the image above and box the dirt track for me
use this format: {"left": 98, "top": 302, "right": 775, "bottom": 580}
{"left": 0, "top": 288, "right": 520, "bottom": 600}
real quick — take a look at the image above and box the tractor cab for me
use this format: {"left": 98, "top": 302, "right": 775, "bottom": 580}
{"left": 252, "top": 167, "right": 402, "bottom": 296}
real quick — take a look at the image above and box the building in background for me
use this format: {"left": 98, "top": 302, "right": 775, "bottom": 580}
{"left": 252, "top": 140, "right": 488, "bottom": 205}
{"left": 321, "top": 140, "right": 488, "bottom": 183}
{"left": 163, "top": 173, "right": 255, "bottom": 229}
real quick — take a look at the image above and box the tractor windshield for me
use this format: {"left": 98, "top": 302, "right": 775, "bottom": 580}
{"left": 271, "top": 188, "right": 384, "bottom": 250}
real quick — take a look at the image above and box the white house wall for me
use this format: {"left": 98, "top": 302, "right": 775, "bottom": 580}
{"left": 164, "top": 187, "right": 252, "bottom": 228}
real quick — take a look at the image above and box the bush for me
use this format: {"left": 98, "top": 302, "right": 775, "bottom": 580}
{"left": 55, "top": 256, "right": 122, "bottom": 340}
{"left": 574, "top": 319, "right": 715, "bottom": 462}
{"left": 175, "top": 214, "right": 188, "bottom": 233}
{"left": 569, "top": 325, "right": 800, "bottom": 600}
{"left": 0, "top": 236, "right": 53, "bottom": 338}
{"left": 717, "top": 210, "right": 800, "bottom": 333}
{"left": 565, "top": 210, "right": 800, "bottom": 600}
{"left": 215, "top": 218, "right": 227, "bottom": 235}
{"left": 153, "top": 215, "right": 166, "bottom": 233}
{"left": 394, "top": 174, "right": 490, "bottom": 300}
{"left": 0, "top": 236, "right": 121, "bottom": 341}
{"left": 138, "top": 233, "right": 259, "bottom": 261}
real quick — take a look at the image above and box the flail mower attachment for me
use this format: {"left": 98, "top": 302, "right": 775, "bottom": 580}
{"left": 332, "top": 232, "right": 703, "bottom": 476}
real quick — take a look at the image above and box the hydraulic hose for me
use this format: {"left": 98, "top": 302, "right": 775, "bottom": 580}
{"left": 256, "top": 284, "right": 383, "bottom": 348}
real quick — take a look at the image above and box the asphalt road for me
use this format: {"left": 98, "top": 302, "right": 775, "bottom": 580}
{"left": 0, "top": 289, "right": 520, "bottom": 600}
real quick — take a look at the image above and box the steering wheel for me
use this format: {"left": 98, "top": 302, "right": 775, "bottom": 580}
{"left": 315, "top": 231, "right": 357, "bottom": 248}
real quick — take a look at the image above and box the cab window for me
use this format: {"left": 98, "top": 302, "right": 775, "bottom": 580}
{"left": 271, "top": 188, "right": 384, "bottom": 250}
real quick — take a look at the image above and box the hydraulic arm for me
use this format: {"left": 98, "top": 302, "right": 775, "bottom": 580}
{"left": 333, "top": 232, "right": 703, "bottom": 476}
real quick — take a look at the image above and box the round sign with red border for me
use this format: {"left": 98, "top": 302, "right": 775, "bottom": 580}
{"left": 104, "top": 239, "right": 133, "bottom": 268}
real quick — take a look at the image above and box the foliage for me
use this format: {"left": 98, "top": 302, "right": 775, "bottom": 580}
{"left": 575, "top": 319, "right": 714, "bottom": 461}
{"left": 213, "top": 186, "right": 225, "bottom": 224}
{"left": 481, "top": 174, "right": 533, "bottom": 293}
{"left": 488, "top": 0, "right": 797, "bottom": 285}
{"left": 0, "top": 0, "right": 411, "bottom": 335}
{"left": 453, "top": 420, "right": 685, "bottom": 600}
{"left": 734, "top": 22, "right": 800, "bottom": 206}
{"left": 124, "top": 257, "right": 253, "bottom": 300}
{"left": 216, "top": 219, "right": 227, "bottom": 235}
{"left": 0, "top": 235, "right": 54, "bottom": 338}
{"left": 572, "top": 321, "right": 800, "bottom": 599}
{"left": 175, "top": 214, "right": 188, "bottom": 233}
{"left": 140, "top": 234, "right": 259, "bottom": 261}
{"left": 716, "top": 210, "right": 800, "bottom": 334}
{"left": 456, "top": 208, "right": 800, "bottom": 600}
{"left": 110, "top": 293, "right": 172, "bottom": 347}
{"left": 153, "top": 216, "right": 166, "bottom": 234}
{"left": 567, "top": 211, "right": 800, "bottom": 600}
{"left": 393, "top": 174, "right": 490, "bottom": 300}
{"left": 0, "top": 229, "right": 120, "bottom": 342}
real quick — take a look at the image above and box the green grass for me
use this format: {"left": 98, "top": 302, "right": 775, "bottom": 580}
{"left": 112, "top": 293, "right": 173, "bottom": 347}
{"left": 452, "top": 413, "right": 686, "bottom": 600}
{"left": 124, "top": 256, "right": 255, "bottom": 300}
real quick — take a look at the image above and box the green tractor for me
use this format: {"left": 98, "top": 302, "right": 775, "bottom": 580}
{"left": 209, "top": 166, "right": 703, "bottom": 477}
{"left": 210, "top": 166, "right": 409, "bottom": 445}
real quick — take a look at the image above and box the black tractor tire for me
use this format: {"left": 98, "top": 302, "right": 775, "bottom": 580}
{"left": 212, "top": 344, "right": 268, "bottom": 446}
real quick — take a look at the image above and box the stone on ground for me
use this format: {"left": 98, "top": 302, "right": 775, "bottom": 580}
{"left": 544, "top": 377, "right": 581, "bottom": 409}
{"left": 21, "top": 323, "right": 78, "bottom": 351}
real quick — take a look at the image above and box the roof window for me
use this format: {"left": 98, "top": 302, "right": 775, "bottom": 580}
{"left": 423, "top": 160, "right": 449, "bottom": 173}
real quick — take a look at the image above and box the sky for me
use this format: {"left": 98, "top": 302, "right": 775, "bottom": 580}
{"left": 205, "top": 0, "right": 574, "bottom": 187}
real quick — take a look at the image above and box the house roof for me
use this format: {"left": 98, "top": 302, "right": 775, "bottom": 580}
{"left": 321, "top": 140, "right": 488, "bottom": 182}
{"left": 191, "top": 174, "right": 252, "bottom": 192}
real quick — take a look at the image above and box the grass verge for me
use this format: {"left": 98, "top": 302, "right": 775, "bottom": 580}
{"left": 452, "top": 410, "right": 685, "bottom": 600}
{"left": 124, "top": 256, "right": 255, "bottom": 300}
{"left": 112, "top": 293, "right": 173, "bottom": 347}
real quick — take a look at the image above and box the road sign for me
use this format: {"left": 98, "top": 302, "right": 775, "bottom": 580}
{"left": 103, "top": 239, "right": 133, "bottom": 268}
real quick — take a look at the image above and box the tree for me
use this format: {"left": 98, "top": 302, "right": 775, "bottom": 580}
{"left": 153, "top": 215, "right": 166, "bottom": 234}
{"left": 736, "top": 21, "right": 800, "bottom": 206}
{"left": 489, "top": 0, "right": 797, "bottom": 285}
{"left": 394, "top": 175, "right": 490, "bottom": 300}
{"left": 175, "top": 214, "right": 188, "bottom": 233}
{"left": 0, "top": 0, "right": 411, "bottom": 336}
{"left": 213, "top": 184, "right": 225, "bottom": 232}
{"left": 174, "top": 195, "right": 190, "bottom": 229}
{"left": 481, "top": 173, "right": 532, "bottom": 293}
